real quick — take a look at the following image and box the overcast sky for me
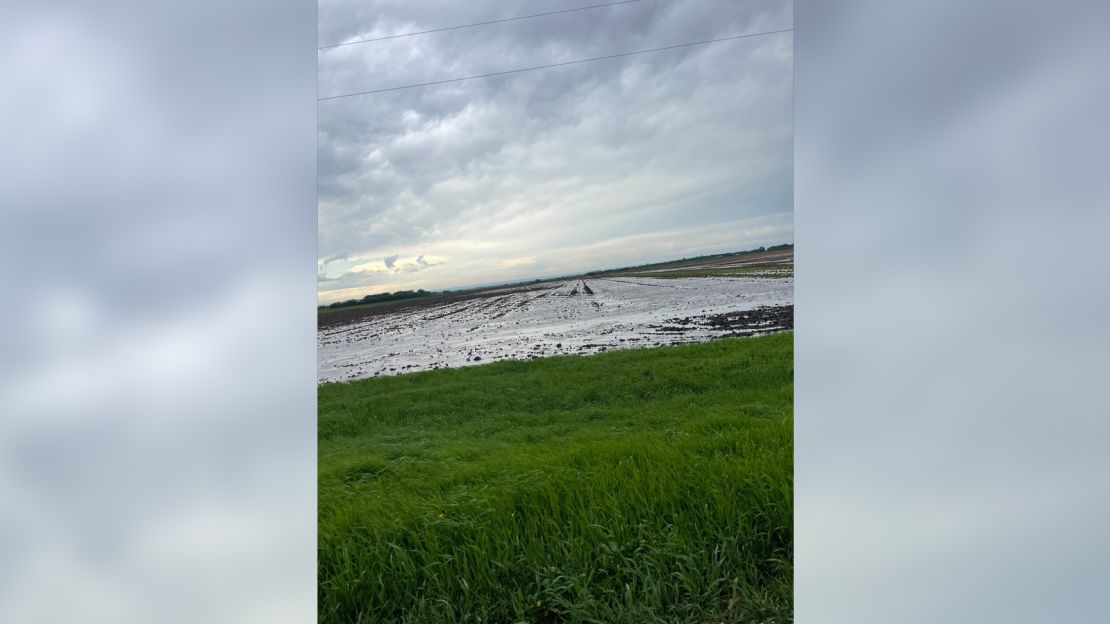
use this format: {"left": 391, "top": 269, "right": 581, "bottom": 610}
{"left": 317, "top": 0, "right": 793, "bottom": 303}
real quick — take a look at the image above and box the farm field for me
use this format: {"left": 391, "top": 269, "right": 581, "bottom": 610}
{"left": 318, "top": 271, "right": 793, "bottom": 382}
{"left": 593, "top": 246, "right": 793, "bottom": 277}
{"left": 627, "top": 265, "right": 793, "bottom": 279}
{"left": 318, "top": 333, "right": 793, "bottom": 623}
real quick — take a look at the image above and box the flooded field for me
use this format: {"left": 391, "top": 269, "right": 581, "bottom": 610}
{"left": 318, "top": 275, "right": 793, "bottom": 382}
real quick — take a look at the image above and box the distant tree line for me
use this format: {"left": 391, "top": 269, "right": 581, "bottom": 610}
{"left": 319, "top": 289, "right": 432, "bottom": 310}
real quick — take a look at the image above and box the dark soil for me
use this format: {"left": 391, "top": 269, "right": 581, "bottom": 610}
{"left": 648, "top": 305, "right": 793, "bottom": 337}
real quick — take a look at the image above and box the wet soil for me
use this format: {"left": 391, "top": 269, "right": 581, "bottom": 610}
{"left": 649, "top": 305, "right": 793, "bottom": 337}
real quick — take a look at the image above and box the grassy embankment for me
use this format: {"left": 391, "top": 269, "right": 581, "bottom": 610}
{"left": 586, "top": 244, "right": 793, "bottom": 278}
{"left": 625, "top": 264, "right": 793, "bottom": 280}
{"left": 319, "top": 333, "right": 793, "bottom": 623}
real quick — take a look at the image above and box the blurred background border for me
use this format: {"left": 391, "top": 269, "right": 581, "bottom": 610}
{"left": 796, "top": 1, "right": 1110, "bottom": 622}
{"left": 0, "top": 1, "right": 317, "bottom": 622}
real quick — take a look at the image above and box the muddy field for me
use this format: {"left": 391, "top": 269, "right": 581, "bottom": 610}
{"left": 318, "top": 274, "right": 793, "bottom": 382}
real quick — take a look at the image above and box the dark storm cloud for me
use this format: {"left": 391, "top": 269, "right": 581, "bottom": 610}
{"left": 317, "top": 0, "right": 793, "bottom": 302}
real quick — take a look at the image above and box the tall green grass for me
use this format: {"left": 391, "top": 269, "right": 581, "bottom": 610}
{"left": 319, "top": 333, "right": 793, "bottom": 623}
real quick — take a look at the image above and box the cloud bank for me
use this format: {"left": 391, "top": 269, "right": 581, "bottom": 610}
{"left": 318, "top": 0, "right": 793, "bottom": 302}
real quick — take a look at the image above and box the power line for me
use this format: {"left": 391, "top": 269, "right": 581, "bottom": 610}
{"left": 319, "top": 0, "right": 645, "bottom": 50}
{"left": 318, "top": 27, "right": 793, "bottom": 101}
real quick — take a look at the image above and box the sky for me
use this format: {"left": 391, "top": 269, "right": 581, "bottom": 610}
{"left": 317, "top": 0, "right": 793, "bottom": 303}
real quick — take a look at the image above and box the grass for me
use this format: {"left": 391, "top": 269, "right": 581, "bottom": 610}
{"left": 319, "top": 333, "right": 793, "bottom": 623}
{"left": 624, "top": 264, "right": 793, "bottom": 280}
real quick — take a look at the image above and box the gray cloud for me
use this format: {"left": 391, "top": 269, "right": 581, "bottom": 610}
{"left": 318, "top": 0, "right": 793, "bottom": 302}
{"left": 383, "top": 253, "right": 400, "bottom": 269}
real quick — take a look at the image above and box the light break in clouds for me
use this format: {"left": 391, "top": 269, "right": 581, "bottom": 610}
{"left": 318, "top": 0, "right": 793, "bottom": 303}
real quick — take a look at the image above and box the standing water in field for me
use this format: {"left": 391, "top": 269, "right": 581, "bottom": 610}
{"left": 318, "top": 275, "right": 792, "bottom": 382}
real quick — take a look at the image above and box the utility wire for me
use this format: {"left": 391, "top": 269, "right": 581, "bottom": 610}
{"left": 319, "top": 0, "right": 645, "bottom": 50}
{"left": 318, "top": 27, "right": 793, "bottom": 101}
